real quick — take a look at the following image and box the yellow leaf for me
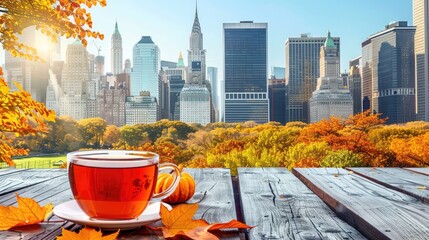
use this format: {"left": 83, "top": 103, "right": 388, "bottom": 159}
{"left": 0, "top": 194, "right": 53, "bottom": 230}
{"left": 153, "top": 203, "right": 252, "bottom": 239}
{"left": 417, "top": 186, "right": 427, "bottom": 190}
{"left": 57, "top": 227, "right": 119, "bottom": 240}
{"left": 160, "top": 203, "right": 209, "bottom": 238}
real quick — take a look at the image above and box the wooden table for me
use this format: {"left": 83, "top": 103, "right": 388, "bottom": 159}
{"left": 0, "top": 168, "right": 428, "bottom": 239}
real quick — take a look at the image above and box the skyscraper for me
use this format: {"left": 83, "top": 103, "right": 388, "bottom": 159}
{"left": 130, "top": 36, "right": 160, "bottom": 99}
{"left": 125, "top": 92, "right": 158, "bottom": 125}
{"left": 310, "top": 32, "right": 353, "bottom": 123}
{"left": 223, "top": 21, "right": 269, "bottom": 123}
{"left": 124, "top": 59, "right": 131, "bottom": 74}
{"left": 166, "top": 59, "right": 186, "bottom": 120}
{"left": 4, "top": 26, "right": 59, "bottom": 104}
{"left": 180, "top": 6, "right": 211, "bottom": 125}
{"left": 269, "top": 78, "right": 286, "bottom": 124}
{"left": 362, "top": 21, "right": 416, "bottom": 123}
{"left": 111, "top": 21, "right": 123, "bottom": 75}
{"left": 349, "top": 62, "right": 362, "bottom": 115}
{"left": 285, "top": 34, "right": 340, "bottom": 123}
{"left": 60, "top": 40, "right": 90, "bottom": 120}
{"left": 207, "top": 66, "right": 219, "bottom": 121}
{"left": 187, "top": 7, "right": 206, "bottom": 84}
{"left": 414, "top": 0, "right": 429, "bottom": 121}
{"left": 96, "top": 83, "right": 126, "bottom": 127}
{"left": 271, "top": 67, "right": 285, "bottom": 79}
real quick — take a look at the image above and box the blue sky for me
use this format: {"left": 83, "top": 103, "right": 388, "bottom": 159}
{"left": 2, "top": 0, "right": 413, "bottom": 77}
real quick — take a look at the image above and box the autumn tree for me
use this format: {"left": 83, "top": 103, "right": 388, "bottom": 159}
{"left": 103, "top": 125, "right": 120, "bottom": 148}
{"left": 297, "top": 111, "right": 386, "bottom": 166}
{"left": 390, "top": 132, "right": 429, "bottom": 166}
{"left": 0, "top": 69, "right": 56, "bottom": 165}
{"left": 77, "top": 118, "right": 107, "bottom": 148}
{"left": 0, "top": 1, "right": 106, "bottom": 165}
{"left": 120, "top": 125, "right": 149, "bottom": 147}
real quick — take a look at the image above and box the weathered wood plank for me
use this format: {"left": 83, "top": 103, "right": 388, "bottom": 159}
{"left": 0, "top": 169, "right": 66, "bottom": 196}
{"left": 405, "top": 168, "right": 429, "bottom": 176}
{"left": 238, "top": 168, "right": 366, "bottom": 240}
{"left": 0, "top": 168, "right": 28, "bottom": 176}
{"left": 0, "top": 168, "right": 240, "bottom": 240}
{"left": 187, "top": 168, "right": 241, "bottom": 240}
{"left": 347, "top": 168, "right": 429, "bottom": 204}
{"left": 293, "top": 168, "right": 429, "bottom": 240}
{"left": 0, "top": 170, "right": 76, "bottom": 240}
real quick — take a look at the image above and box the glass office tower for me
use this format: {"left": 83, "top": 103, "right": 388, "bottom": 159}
{"left": 223, "top": 21, "right": 269, "bottom": 123}
{"left": 130, "top": 36, "right": 160, "bottom": 100}
{"left": 414, "top": 0, "right": 429, "bottom": 120}
{"left": 361, "top": 21, "right": 416, "bottom": 123}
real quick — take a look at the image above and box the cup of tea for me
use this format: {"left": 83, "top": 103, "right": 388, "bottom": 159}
{"left": 67, "top": 150, "right": 181, "bottom": 220}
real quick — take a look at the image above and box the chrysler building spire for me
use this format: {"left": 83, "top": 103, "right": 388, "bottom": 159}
{"left": 111, "top": 21, "right": 123, "bottom": 75}
{"left": 188, "top": 2, "right": 206, "bottom": 84}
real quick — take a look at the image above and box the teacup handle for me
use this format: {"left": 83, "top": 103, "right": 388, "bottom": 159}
{"left": 152, "top": 163, "right": 181, "bottom": 201}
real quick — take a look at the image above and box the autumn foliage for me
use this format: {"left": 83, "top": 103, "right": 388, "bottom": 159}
{"left": 0, "top": 68, "right": 56, "bottom": 166}
{"left": 0, "top": 0, "right": 107, "bottom": 166}
{"left": 7, "top": 111, "right": 429, "bottom": 172}
{"left": 0, "top": 0, "right": 105, "bottom": 61}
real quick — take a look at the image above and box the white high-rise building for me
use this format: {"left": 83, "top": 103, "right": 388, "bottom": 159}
{"left": 111, "top": 21, "right": 123, "bottom": 75}
{"left": 310, "top": 32, "right": 353, "bottom": 123}
{"left": 180, "top": 85, "right": 211, "bottom": 125}
{"left": 59, "top": 40, "right": 90, "bottom": 120}
{"left": 124, "top": 59, "right": 131, "bottom": 74}
{"left": 180, "top": 5, "right": 211, "bottom": 125}
{"left": 125, "top": 93, "right": 158, "bottom": 125}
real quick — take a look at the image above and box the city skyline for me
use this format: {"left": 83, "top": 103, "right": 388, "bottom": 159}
{"left": 0, "top": 0, "right": 412, "bottom": 76}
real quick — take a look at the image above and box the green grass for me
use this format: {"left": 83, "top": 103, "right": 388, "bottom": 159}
{"left": 0, "top": 155, "right": 67, "bottom": 169}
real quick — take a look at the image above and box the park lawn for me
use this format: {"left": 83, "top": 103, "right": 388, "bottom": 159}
{"left": 9, "top": 155, "right": 67, "bottom": 169}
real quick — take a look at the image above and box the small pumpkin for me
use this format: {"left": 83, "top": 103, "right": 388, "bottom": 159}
{"left": 155, "top": 165, "right": 196, "bottom": 204}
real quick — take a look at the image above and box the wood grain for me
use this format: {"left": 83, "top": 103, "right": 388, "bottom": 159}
{"left": 186, "top": 168, "right": 241, "bottom": 240}
{"left": 293, "top": 168, "right": 429, "bottom": 240}
{"left": 0, "top": 169, "right": 66, "bottom": 196}
{"left": 347, "top": 168, "right": 429, "bottom": 203}
{"left": 0, "top": 168, "right": 240, "bottom": 240}
{"left": 238, "top": 168, "right": 365, "bottom": 240}
{"left": 405, "top": 168, "right": 429, "bottom": 176}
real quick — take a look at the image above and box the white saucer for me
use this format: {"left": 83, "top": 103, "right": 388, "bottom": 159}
{"left": 53, "top": 200, "right": 171, "bottom": 230}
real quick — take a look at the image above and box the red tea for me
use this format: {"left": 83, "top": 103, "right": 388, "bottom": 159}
{"left": 69, "top": 163, "right": 158, "bottom": 219}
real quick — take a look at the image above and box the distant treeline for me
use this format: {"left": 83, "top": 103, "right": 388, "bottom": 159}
{"left": 13, "top": 112, "right": 429, "bottom": 174}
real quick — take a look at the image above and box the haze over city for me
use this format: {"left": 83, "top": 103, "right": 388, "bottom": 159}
{"left": 0, "top": 0, "right": 412, "bottom": 75}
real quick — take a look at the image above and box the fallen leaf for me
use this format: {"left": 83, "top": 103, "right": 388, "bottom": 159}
{"left": 160, "top": 203, "right": 209, "bottom": 238}
{"left": 0, "top": 194, "right": 53, "bottom": 230}
{"left": 57, "top": 227, "right": 119, "bottom": 240}
{"left": 207, "top": 219, "right": 253, "bottom": 231}
{"left": 153, "top": 203, "right": 253, "bottom": 240}
{"left": 417, "top": 186, "right": 427, "bottom": 190}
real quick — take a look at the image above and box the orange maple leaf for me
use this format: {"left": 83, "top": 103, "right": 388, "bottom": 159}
{"left": 0, "top": 194, "right": 53, "bottom": 230}
{"left": 57, "top": 227, "right": 119, "bottom": 240}
{"left": 155, "top": 203, "right": 253, "bottom": 239}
